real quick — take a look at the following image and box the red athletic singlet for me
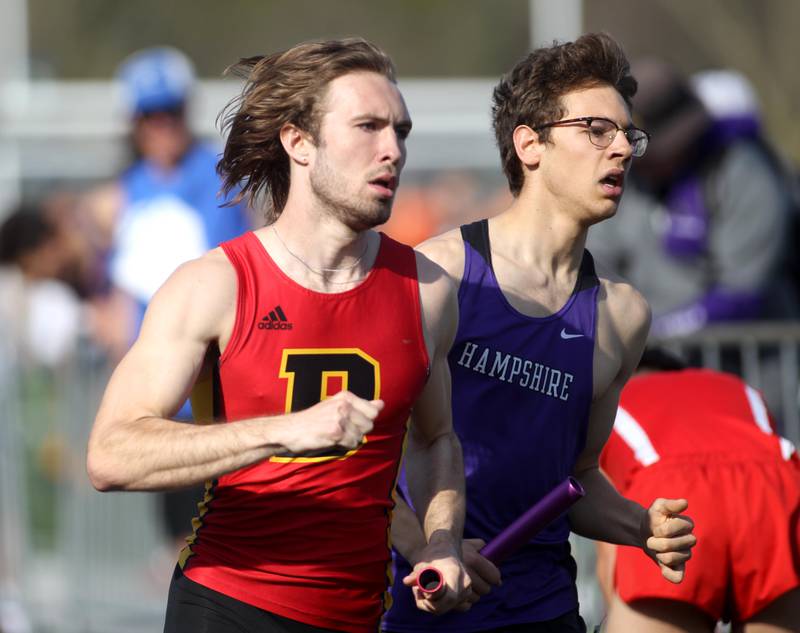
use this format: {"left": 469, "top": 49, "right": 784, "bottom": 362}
{"left": 601, "top": 369, "right": 800, "bottom": 621}
{"left": 601, "top": 368, "right": 795, "bottom": 489}
{"left": 180, "top": 231, "right": 429, "bottom": 633}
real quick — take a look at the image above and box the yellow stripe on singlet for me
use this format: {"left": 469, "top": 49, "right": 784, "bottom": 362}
{"left": 382, "top": 417, "right": 412, "bottom": 613}
{"left": 179, "top": 344, "right": 222, "bottom": 568}
{"left": 189, "top": 344, "right": 221, "bottom": 425}
{"left": 178, "top": 478, "right": 217, "bottom": 568}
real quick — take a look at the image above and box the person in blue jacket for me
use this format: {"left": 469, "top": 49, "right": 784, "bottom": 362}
{"left": 111, "top": 46, "right": 251, "bottom": 335}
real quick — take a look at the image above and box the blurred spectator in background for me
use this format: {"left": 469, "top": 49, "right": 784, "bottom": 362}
{"left": 596, "top": 348, "right": 800, "bottom": 632}
{"left": 0, "top": 206, "right": 82, "bottom": 369}
{"left": 81, "top": 46, "right": 252, "bottom": 556}
{"left": 691, "top": 69, "right": 800, "bottom": 313}
{"left": 0, "top": 205, "right": 73, "bottom": 633}
{"left": 106, "top": 46, "right": 252, "bottom": 345}
{"left": 587, "top": 60, "right": 799, "bottom": 338}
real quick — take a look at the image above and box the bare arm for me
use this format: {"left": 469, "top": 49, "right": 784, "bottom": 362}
{"left": 569, "top": 281, "right": 696, "bottom": 582}
{"left": 398, "top": 248, "right": 470, "bottom": 613}
{"left": 390, "top": 495, "right": 428, "bottom": 566}
{"left": 404, "top": 325, "right": 463, "bottom": 551}
{"left": 570, "top": 384, "right": 653, "bottom": 545}
{"left": 87, "top": 251, "right": 381, "bottom": 492}
{"left": 402, "top": 233, "right": 467, "bottom": 548}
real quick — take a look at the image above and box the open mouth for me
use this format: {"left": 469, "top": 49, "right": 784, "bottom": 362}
{"left": 369, "top": 174, "right": 398, "bottom": 196}
{"left": 600, "top": 171, "right": 624, "bottom": 195}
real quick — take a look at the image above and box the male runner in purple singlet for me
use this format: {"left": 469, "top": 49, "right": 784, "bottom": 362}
{"left": 385, "top": 33, "right": 697, "bottom": 633}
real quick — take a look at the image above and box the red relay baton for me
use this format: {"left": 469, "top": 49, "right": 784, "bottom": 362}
{"left": 416, "top": 477, "right": 585, "bottom": 594}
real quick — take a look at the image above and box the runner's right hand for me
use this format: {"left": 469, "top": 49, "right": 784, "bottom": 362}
{"left": 276, "top": 391, "right": 383, "bottom": 455}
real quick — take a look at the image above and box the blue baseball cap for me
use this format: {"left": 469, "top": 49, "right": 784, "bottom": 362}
{"left": 116, "top": 46, "right": 195, "bottom": 117}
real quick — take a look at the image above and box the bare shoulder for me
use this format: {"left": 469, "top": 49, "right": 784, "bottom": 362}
{"left": 139, "top": 248, "right": 237, "bottom": 344}
{"left": 594, "top": 265, "right": 651, "bottom": 385}
{"left": 601, "top": 278, "right": 650, "bottom": 334}
{"left": 415, "top": 227, "right": 465, "bottom": 284}
{"left": 414, "top": 245, "right": 459, "bottom": 359}
{"left": 594, "top": 261, "right": 651, "bottom": 337}
{"left": 414, "top": 249, "right": 458, "bottom": 321}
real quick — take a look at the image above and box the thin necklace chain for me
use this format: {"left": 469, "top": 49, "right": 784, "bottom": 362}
{"left": 271, "top": 225, "right": 371, "bottom": 281}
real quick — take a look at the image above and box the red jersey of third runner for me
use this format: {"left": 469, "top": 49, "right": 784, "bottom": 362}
{"left": 601, "top": 368, "right": 795, "bottom": 490}
{"left": 601, "top": 368, "right": 800, "bottom": 621}
{"left": 179, "top": 231, "right": 429, "bottom": 633}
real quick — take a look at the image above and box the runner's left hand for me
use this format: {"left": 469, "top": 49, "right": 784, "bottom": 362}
{"left": 642, "top": 497, "right": 696, "bottom": 583}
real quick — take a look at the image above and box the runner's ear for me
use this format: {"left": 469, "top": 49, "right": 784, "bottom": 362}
{"left": 512, "top": 125, "right": 543, "bottom": 170}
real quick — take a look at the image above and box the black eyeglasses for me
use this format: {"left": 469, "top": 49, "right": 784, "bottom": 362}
{"left": 533, "top": 116, "right": 650, "bottom": 157}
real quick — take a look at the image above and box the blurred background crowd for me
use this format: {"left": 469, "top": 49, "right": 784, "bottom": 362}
{"left": 1, "top": 1, "right": 799, "bottom": 632}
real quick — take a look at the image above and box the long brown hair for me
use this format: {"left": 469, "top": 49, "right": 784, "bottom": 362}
{"left": 218, "top": 38, "right": 396, "bottom": 222}
{"left": 492, "top": 32, "right": 637, "bottom": 196}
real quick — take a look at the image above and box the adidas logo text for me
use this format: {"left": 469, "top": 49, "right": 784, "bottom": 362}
{"left": 258, "top": 321, "right": 292, "bottom": 330}
{"left": 258, "top": 305, "right": 293, "bottom": 331}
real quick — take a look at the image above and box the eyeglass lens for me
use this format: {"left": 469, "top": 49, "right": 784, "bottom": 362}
{"left": 588, "top": 120, "right": 647, "bottom": 156}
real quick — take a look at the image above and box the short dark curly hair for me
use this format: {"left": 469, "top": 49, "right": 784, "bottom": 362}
{"left": 492, "top": 32, "right": 637, "bottom": 196}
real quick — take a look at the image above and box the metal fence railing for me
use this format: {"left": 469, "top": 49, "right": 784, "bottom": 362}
{"left": 2, "top": 341, "right": 169, "bottom": 633}
{"left": 1, "top": 322, "right": 798, "bottom": 632}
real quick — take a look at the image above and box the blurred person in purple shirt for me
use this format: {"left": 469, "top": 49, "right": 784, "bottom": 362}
{"left": 587, "top": 61, "right": 798, "bottom": 338}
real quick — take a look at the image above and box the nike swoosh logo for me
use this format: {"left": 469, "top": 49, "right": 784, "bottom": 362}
{"left": 560, "top": 328, "right": 584, "bottom": 340}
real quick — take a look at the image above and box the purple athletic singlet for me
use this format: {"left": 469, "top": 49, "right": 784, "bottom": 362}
{"left": 384, "top": 219, "right": 598, "bottom": 632}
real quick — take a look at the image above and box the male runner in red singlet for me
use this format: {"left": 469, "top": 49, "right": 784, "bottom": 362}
{"left": 87, "top": 38, "right": 470, "bottom": 632}
{"left": 597, "top": 348, "right": 800, "bottom": 633}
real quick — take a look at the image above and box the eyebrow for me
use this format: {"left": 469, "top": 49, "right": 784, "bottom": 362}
{"left": 352, "top": 114, "right": 412, "bottom": 128}
{"left": 582, "top": 116, "right": 637, "bottom": 130}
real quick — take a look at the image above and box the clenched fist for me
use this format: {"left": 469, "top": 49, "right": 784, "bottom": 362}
{"left": 642, "top": 498, "right": 696, "bottom": 583}
{"left": 275, "top": 391, "right": 384, "bottom": 456}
